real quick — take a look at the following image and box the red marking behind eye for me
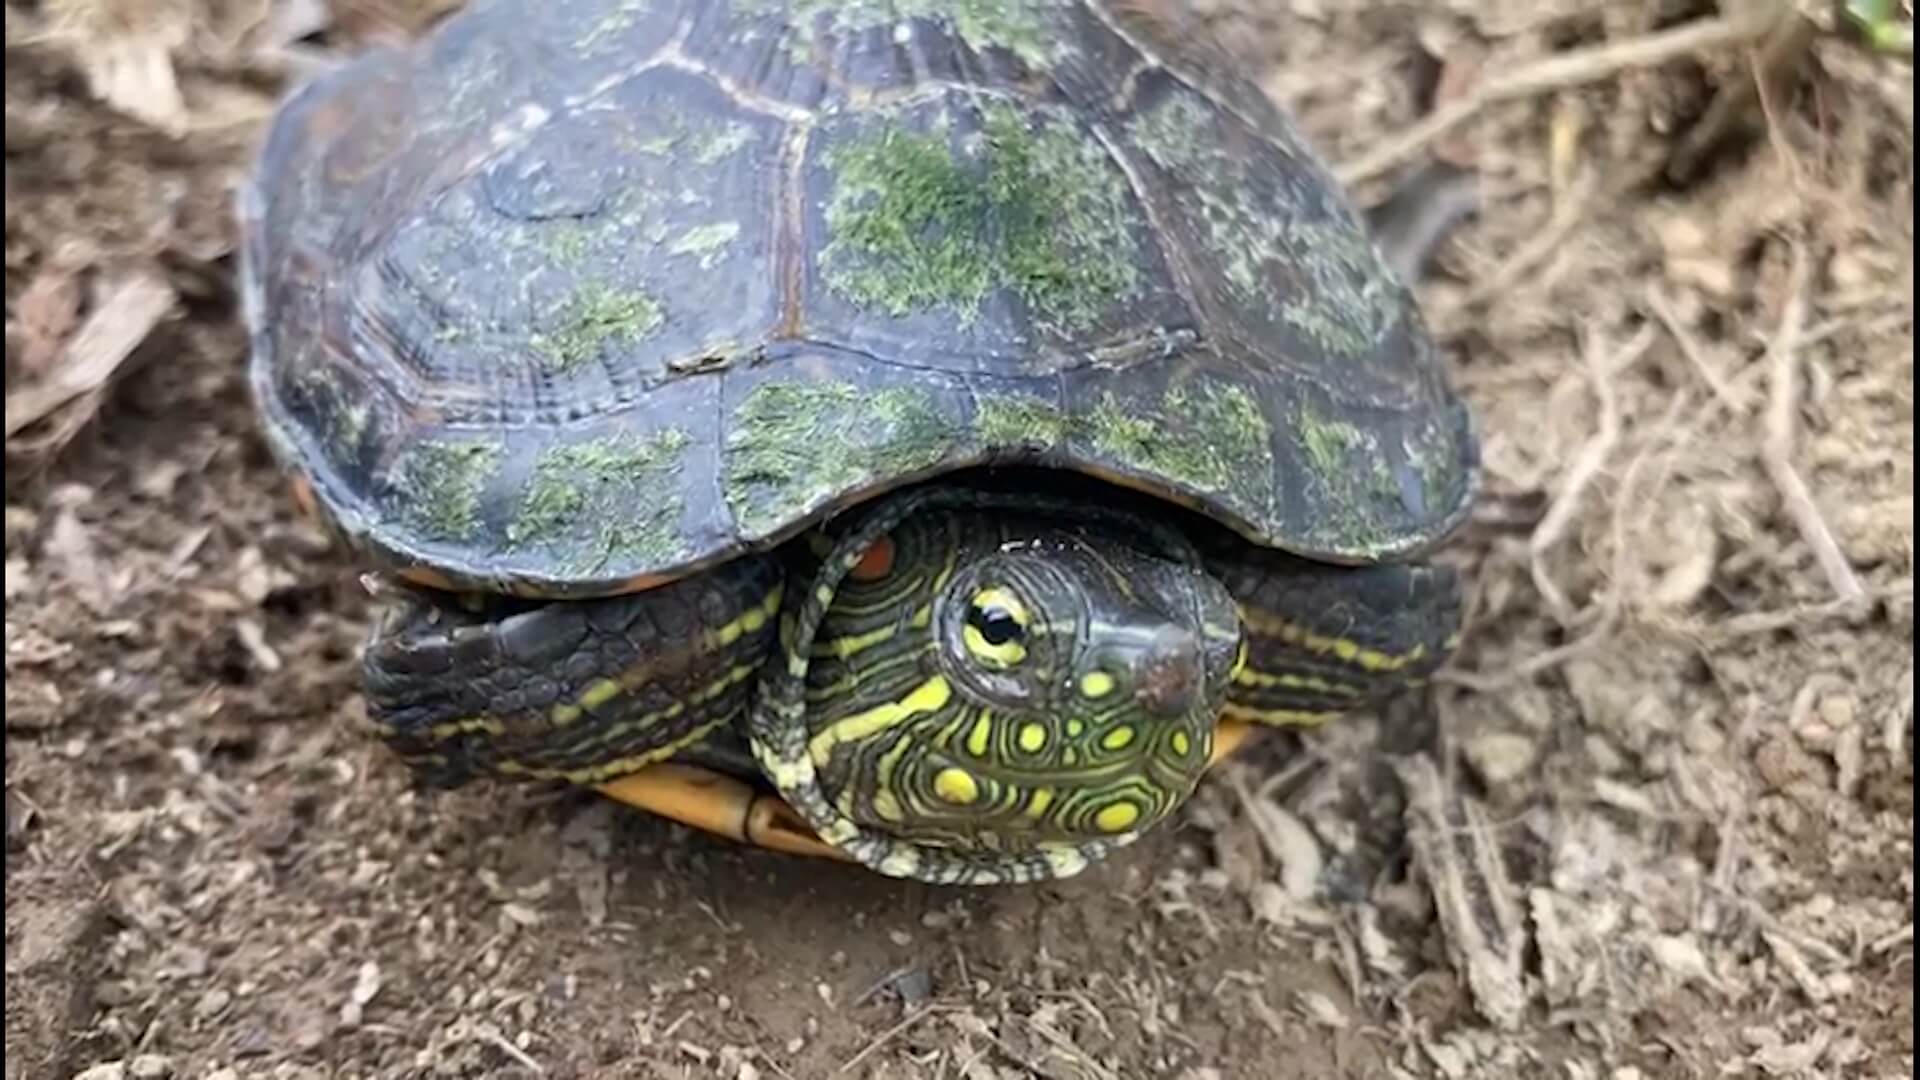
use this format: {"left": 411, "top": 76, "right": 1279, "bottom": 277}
{"left": 851, "top": 536, "right": 896, "bottom": 581}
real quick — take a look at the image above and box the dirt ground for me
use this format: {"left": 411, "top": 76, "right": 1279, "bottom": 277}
{"left": 4, "top": 2, "right": 1913, "bottom": 1078}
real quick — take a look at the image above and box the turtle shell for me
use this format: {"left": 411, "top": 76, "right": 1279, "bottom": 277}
{"left": 240, "top": 0, "right": 1477, "bottom": 599}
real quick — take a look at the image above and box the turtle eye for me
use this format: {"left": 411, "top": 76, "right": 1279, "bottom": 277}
{"left": 963, "top": 587, "right": 1029, "bottom": 668}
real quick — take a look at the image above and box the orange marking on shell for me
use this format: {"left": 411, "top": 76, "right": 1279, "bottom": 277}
{"left": 850, "top": 536, "right": 896, "bottom": 582}
{"left": 288, "top": 475, "right": 318, "bottom": 518}
{"left": 397, "top": 565, "right": 460, "bottom": 591}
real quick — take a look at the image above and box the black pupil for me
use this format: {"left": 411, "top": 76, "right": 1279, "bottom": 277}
{"left": 969, "top": 605, "right": 1022, "bottom": 645}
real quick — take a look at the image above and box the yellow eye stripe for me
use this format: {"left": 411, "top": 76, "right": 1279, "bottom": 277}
{"left": 962, "top": 585, "right": 1031, "bottom": 668}
{"left": 963, "top": 623, "right": 1028, "bottom": 667}
{"left": 971, "top": 587, "right": 1028, "bottom": 625}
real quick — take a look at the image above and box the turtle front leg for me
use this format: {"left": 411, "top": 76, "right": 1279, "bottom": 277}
{"left": 1202, "top": 547, "right": 1461, "bottom": 727}
{"left": 361, "top": 555, "right": 784, "bottom": 788}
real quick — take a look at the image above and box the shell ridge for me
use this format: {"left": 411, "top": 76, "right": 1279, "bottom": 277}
{"left": 1083, "top": 118, "right": 1214, "bottom": 357}
{"left": 1081, "top": 0, "right": 1296, "bottom": 163}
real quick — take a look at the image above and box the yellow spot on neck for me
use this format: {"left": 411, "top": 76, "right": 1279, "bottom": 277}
{"left": 1093, "top": 801, "right": 1139, "bottom": 833}
{"left": 1078, "top": 670, "right": 1115, "bottom": 699}
{"left": 1017, "top": 723, "right": 1048, "bottom": 753}
{"left": 1100, "top": 725, "right": 1136, "bottom": 751}
{"left": 933, "top": 766, "right": 980, "bottom": 806}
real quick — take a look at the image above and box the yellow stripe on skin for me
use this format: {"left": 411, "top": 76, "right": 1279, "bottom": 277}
{"left": 579, "top": 677, "right": 623, "bottom": 712}
{"left": 705, "top": 585, "right": 783, "bottom": 648}
{"left": 540, "top": 585, "right": 783, "bottom": 731}
{"left": 1239, "top": 607, "right": 1428, "bottom": 672}
{"left": 428, "top": 716, "right": 504, "bottom": 739}
{"left": 494, "top": 716, "right": 726, "bottom": 783}
{"left": 496, "top": 660, "right": 762, "bottom": 780}
{"left": 1232, "top": 667, "right": 1362, "bottom": 696}
{"left": 1222, "top": 703, "right": 1345, "bottom": 727}
{"left": 806, "top": 674, "right": 953, "bottom": 766}
{"left": 816, "top": 622, "right": 897, "bottom": 661}
{"left": 966, "top": 712, "right": 993, "bottom": 757}
{"left": 1025, "top": 786, "right": 1055, "bottom": 819}
{"left": 871, "top": 733, "right": 919, "bottom": 823}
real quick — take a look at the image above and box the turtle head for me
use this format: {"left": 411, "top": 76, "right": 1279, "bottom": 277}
{"left": 801, "top": 511, "right": 1242, "bottom": 857}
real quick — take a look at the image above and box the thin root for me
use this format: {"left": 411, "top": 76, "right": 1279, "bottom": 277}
{"left": 1338, "top": 11, "right": 1779, "bottom": 186}
{"left": 1760, "top": 243, "right": 1869, "bottom": 609}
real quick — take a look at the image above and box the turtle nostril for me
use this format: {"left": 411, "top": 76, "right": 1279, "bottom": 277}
{"left": 1132, "top": 626, "right": 1200, "bottom": 717}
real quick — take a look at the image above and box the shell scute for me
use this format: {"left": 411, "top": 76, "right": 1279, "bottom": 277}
{"left": 244, "top": 0, "right": 1478, "bottom": 597}
{"left": 798, "top": 88, "right": 1193, "bottom": 375}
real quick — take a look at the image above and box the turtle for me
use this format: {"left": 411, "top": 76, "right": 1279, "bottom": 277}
{"left": 238, "top": 0, "right": 1479, "bottom": 886}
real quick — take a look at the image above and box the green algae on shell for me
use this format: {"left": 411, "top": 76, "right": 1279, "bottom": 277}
{"left": 1127, "top": 88, "right": 1403, "bottom": 358}
{"left": 743, "top": 0, "right": 1069, "bottom": 69}
{"left": 724, "top": 379, "right": 962, "bottom": 534}
{"left": 390, "top": 438, "right": 504, "bottom": 542}
{"left": 1080, "top": 378, "right": 1273, "bottom": 509}
{"left": 531, "top": 282, "right": 666, "bottom": 369}
{"left": 975, "top": 392, "right": 1067, "bottom": 451}
{"left": 820, "top": 102, "right": 1144, "bottom": 333}
{"left": 510, "top": 430, "right": 693, "bottom": 571}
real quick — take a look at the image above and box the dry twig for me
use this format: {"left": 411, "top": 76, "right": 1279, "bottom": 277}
{"left": 837, "top": 1005, "right": 949, "bottom": 1075}
{"left": 1528, "top": 323, "right": 1649, "bottom": 626}
{"left": 1337, "top": 11, "right": 1780, "bottom": 186}
{"left": 5, "top": 271, "right": 177, "bottom": 439}
{"left": 1644, "top": 284, "right": 1752, "bottom": 414}
{"left": 1759, "top": 244, "right": 1869, "bottom": 609}
{"left": 1666, "top": 9, "right": 1820, "bottom": 185}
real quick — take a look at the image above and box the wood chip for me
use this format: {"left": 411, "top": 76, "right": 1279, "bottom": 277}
{"left": 1399, "top": 756, "right": 1527, "bottom": 1031}
{"left": 5, "top": 271, "right": 177, "bottom": 438}
{"left": 45, "top": 0, "right": 192, "bottom": 136}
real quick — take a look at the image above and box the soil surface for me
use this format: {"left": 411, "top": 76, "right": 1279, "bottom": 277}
{"left": 6, "top": 3, "right": 1913, "bottom": 1079}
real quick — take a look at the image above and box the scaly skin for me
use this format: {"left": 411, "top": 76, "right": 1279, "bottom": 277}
{"left": 363, "top": 485, "right": 1458, "bottom": 884}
